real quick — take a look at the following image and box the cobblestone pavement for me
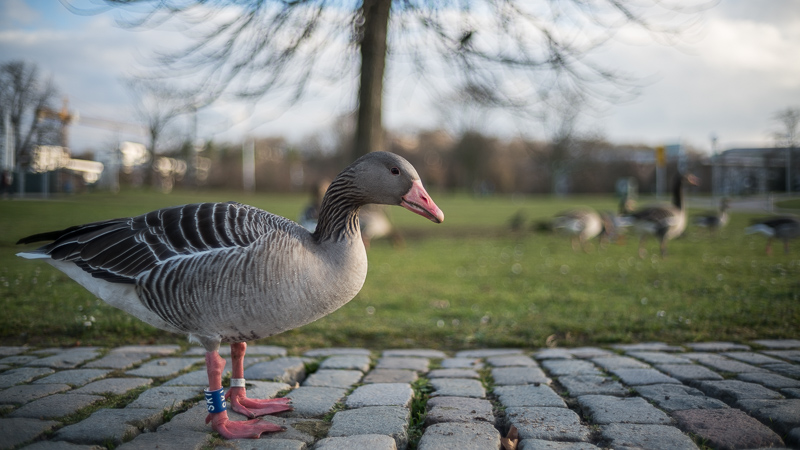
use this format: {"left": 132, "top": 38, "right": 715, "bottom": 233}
{"left": 1, "top": 339, "right": 799, "bottom": 450}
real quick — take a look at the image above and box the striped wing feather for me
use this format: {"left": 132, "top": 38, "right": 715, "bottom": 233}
{"left": 18, "top": 202, "right": 282, "bottom": 284}
{"left": 631, "top": 206, "right": 677, "bottom": 228}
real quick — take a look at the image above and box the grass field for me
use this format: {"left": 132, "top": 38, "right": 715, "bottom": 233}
{"left": 1, "top": 189, "right": 798, "bottom": 353}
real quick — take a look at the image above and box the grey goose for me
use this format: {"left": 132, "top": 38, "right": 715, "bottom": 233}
{"left": 17, "top": 151, "right": 444, "bottom": 439}
{"left": 628, "top": 173, "right": 699, "bottom": 258}
{"left": 746, "top": 215, "right": 800, "bottom": 254}
{"left": 552, "top": 207, "right": 604, "bottom": 252}
{"left": 694, "top": 197, "right": 729, "bottom": 231}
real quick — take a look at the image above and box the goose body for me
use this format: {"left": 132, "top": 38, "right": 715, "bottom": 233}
{"left": 629, "top": 174, "right": 698, "bottom": 257}
{"left": 25, "top": 204, "right": 367, "bottom": 343}
{"left": 694, "top": 198, "right": 729, "bottom": 231}
{"left": 745, "top": 215, "right": 800, "bottom": 254}
{"left": 17, "top": 151, "right": 444, "bottom": 439}
{"left": 553, "top": 208, "right": 604, "bottom": 251}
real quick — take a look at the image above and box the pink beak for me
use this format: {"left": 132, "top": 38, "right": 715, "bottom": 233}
{"left": 401, "top": 180, "right": 444, "bottom": 224}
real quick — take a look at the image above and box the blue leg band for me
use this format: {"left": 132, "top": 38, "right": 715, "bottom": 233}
{"left": 204, "top": 387, "right": 227, "bottom": 414}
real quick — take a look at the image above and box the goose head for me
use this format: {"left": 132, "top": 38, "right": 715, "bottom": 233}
{"left": 350, "top": 152, "right": 444, "bottom": 223}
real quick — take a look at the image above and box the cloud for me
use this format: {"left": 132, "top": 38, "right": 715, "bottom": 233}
{"left": 0, "top": 0, "right": 39, "bottom": 27}
{"left": 581, "top": 2, "right": 800, "bottom": 150}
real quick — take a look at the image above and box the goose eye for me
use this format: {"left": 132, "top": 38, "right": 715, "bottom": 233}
{"left": 390, "top": 167, "right": 400, "bottom": 175}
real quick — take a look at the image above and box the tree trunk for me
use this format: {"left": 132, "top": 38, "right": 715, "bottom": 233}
{"left": 353, "top": 0, "right": 392, "bottom": 159}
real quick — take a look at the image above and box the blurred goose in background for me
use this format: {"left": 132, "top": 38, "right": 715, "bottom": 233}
{"left": 600, "top": 196, "right": 638, "bottom": 244}
{"left": 745, "top": 215, "right": 800, "bottom": 255}
{"left": 629, "top": 173, "right": 699, "bottom": 258}
{"left": 359, "top": 204, "right": 405, "bottom": 249}
{"left": 553, "top": 207, "right": 604, "bottom": 252}
{"left": 694, "top": 198, "right": 729, "bottom": 232}
{"left": 298, "top": 179, "right": 331, "bottom": 232}
{"left": 16, "top": 152, "right": 444, "bottom": 440}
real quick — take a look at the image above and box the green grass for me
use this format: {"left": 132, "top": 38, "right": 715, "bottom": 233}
{"left": 1, "top": 189, "right": 798, "bottom": 352}
{"left": 775, "top": 198, "right": 800, "bottom": 210}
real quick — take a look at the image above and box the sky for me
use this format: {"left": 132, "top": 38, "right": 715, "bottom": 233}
{"left": 1, "top": 0, "right": 800, "bottom": 155}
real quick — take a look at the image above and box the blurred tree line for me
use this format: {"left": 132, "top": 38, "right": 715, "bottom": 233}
{"left": 144, "top": 124, "right": 709, "bottom": 196}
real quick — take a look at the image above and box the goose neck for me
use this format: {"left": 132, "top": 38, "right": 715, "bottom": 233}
{"left": 312, "top": 174, "right": 364, "bottom": 242}
{"left": 672, "top": 178, "right": 685, "bottom": 210}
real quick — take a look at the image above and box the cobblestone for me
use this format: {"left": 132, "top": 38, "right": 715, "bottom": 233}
{"left": 1, "top": 339, "right": 799, "bottom": 449}
{"left": 375, "top": 356, "right": 429, "bottom": 372}
{"left": 505, "top": 406, "right": 591, "bottom": 442}
{"left": 440, "top": 357, "right": 483, "bottom": 369}
{"left": 427, "top": 368, "right": 480, "bottom": 379}
{"left": 283, "top": 386, "right": 347, "bottom": 418}
{"left": 362, "top": 369, "right": 418, "bottom": 384}
{"left": 26, "top": 349, "right": 101, "bottom": 369}
{"left": 125, "top": 357, "right": 203, "bottom": 378}
{"left": 0, "top": 367, "right": 55, "bottom": 389}
{"left": 31, "top": 369, "right": 111, "bottom": 387}
{"left": 243, "top": 357, "right": 309, "bottom": 384}
{"left": 0, "top": 418, "right": 59, "bottom": 449}
{"left": 694, "top": 379, "right": 784, "bottom": 405}
{"left": 576, "top": 395, "right": 672, "bottom": 424}
{"left": 429, "top": 378, "right": 485, "bottom": 398}
{"left": 540, "top": 359, "right": 602, "bottom": 376}
{"left": 557, "top": 374, "right": 628, "bottom": 397}
{"left": 10, "top": 393, "right": 104, "bottom": 419}
{"left": 0, "top": 383, "right": 71, "bottom": 404}
{"left": 328, "top": 406, "right": 410, "bottom": 449}
{"left": 653, "top": 363, "right": 725, "bottom": 381}
{"left": 71, "top": 377, "right": 152, "bottom": 395}
{"left": 633, "top": 383, "right": 729, "bottom": 412}
{"left": 672, "top": 408, "right": 784, "bottom": 449}
{"left": 345, "top": 383, "right": 413, "bottom": 408}
{"left": 600, "top": 423, "right": 698, "bottom": 450}
{"left": 609, "top": 367, "right": 681, "bottom": 385}
{"left": 82, "top": 352, "right": 151, "bottom": 370}
{"left": 302, "top": 369, "right": 363, "bottom": 388}
{"left": 418, "top": 422, "right": 500, "bottom": 450}
{"left": 424, "top": 396, "right": 495, "bottom": 426}
{"left": 493, "top": 385, "right": 566, "bottom": 408}
{"left": 318, "top": 355, "right": 371, "bottom": 372}
{"left": 491, "top": 367, "right": 550, "bottom": 386}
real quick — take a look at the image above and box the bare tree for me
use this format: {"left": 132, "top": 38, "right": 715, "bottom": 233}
{"left": 771, "top": 106, "right": 800, "bottom": 193}
{"left": 0, "top": 60, "right": 59, "bottom": 167}
{"left": 127, "top": 79, "right": 186, "bottom": 186}
{"left": 541, "top": 88, "right": 588, "bottom": 194}
{"left": 70, "top": 0, "right": 711, "bottom": 160}
{"left": 772, "top": 107, "right": 799, "bottom": 148}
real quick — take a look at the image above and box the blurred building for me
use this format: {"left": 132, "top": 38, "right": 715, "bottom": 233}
{"left": 712, "top": 147, "right": 799, "bottom": 195}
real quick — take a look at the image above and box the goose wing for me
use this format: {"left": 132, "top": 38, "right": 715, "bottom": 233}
{"left": 631, "top": 205, "right": 679, "bottom": 229}
{"left": 17, "top": 202, "right": 293, "bottom": 284}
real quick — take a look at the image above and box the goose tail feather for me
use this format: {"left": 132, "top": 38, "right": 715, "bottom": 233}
{"left": 16, "top": 251, "right": 51, "bottom": 260}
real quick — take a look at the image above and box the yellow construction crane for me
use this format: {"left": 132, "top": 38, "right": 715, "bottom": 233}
{"left": 36, "top": 97, "right": 146, "bottom": 149}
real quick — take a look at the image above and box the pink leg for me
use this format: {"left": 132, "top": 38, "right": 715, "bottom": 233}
{"left": 204, "top": 351, "right": 285, "bottom": 439}
{"left": 226, "top": 342, "right": 292, "bottom": 418}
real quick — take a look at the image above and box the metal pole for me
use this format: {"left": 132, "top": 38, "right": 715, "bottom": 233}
{"left": 710, "top": 133, "right": 718, "bottom": 202}
{"left": 243, "top": 139, "right": 255, "bottom": 193}
{"left": 788, "top": 145, "right": 792, "bottom": 194}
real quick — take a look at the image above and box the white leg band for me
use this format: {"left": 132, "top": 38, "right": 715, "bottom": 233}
{"left": 230, "top": 378, "right": 246, "bottom": 388}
